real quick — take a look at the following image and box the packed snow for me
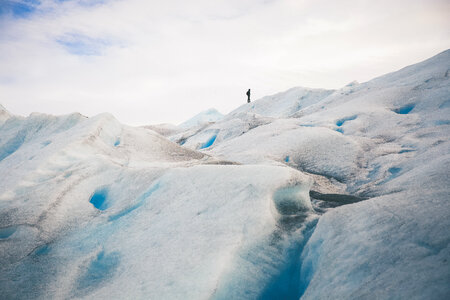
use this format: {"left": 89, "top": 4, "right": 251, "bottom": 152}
{"left": 0, "top": 104, "right": 11, "bottom": 125}
{"left": 1, "top": 49, "right": 449, "bottom": 299}
{"left": 178, "top": 108, "right": 224, "bottom": 129}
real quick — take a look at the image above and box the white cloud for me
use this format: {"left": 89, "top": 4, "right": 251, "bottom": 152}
{"left": 0, "top": 0, "right": 449, "bottom": 125}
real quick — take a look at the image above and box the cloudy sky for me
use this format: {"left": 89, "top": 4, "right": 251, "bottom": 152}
{"left": 0, "top": 0, "right": 449, "bottom": 125}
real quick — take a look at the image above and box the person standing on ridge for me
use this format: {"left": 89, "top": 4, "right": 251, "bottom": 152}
{"left": 246, "top": 89, "right": 251, "bottom": 103}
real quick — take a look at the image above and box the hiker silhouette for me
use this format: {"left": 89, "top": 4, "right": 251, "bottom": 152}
{"left": 246, "top": 89, "right": 251, "bottom": 103}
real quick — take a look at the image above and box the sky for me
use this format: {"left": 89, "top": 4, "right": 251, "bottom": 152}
{"left": 0, "top": 0, "right": 449, "bottom": 126}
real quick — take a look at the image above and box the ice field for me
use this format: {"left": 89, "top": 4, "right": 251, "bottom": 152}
{"left": 0, "top": 50, "right": 449, "bottom": 299}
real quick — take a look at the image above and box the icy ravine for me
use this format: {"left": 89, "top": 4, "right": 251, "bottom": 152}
{"left": 1, "top": 49, "right": 449, "bottom": 300}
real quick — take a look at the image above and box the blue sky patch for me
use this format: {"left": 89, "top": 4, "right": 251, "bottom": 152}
{"left": 56, "top": 33, "right": 112, "bottom": 56}
{"left": 56, "top": 0, "right": 108, "bottom": 7}
{"left": 0, "top": 0, "right": 40, "bottom": 18}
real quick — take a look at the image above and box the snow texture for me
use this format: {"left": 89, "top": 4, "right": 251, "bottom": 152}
{"left": 1, "top": 49, "right": 449, "bottom": 299}
{"left": 0, "top": 104, "right": 11, "bottom": 125}
{"left": 178, "top": 108, "right": 224, "bottom": 129}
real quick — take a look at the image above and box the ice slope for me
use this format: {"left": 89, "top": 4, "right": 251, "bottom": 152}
{"left": 210, "top": 119, "right": 362, "bottom": 182}
{"left": 300, "top": 148, "right": 450, "bottom": 299}
{"left": 142, "top": 123, "right": 181, "bottom": 137}
{"left": 0, "top": 104, "right": 11, "bottom": 125}
{"left": 229, "top": 87, "right": 334, "bottom": 119}
{"left": 171, "top": 49, "right": 450, "bottom": 298}
{"left": 298, "top": 50, "right": 450, "bottom": 299}
{"left": 1, "top": 49, "right": 449, "bottom": 300}
{"left": 174, "top": 50, "right": 450, "bottom": 189}
{"left": 229, "top": 87, "right": 333, "bottom": 118}
{"left": 170, "top": 112, "right": 275, "bottom": 150}
{"left": 178, "top": 108, "right": 224, "bottom": 129}
{"left": 0, "top": 108, "right": 316, "bottom": 299}
{"left": 170, "top": 87, "right": 333, "bottom": 151}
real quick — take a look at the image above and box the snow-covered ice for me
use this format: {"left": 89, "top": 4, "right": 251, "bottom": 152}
{"left": 1, "top": 49, "right": 449, "bottom": 299}
{"left": 178, "top": 108, "right": 224, "bottom": 129}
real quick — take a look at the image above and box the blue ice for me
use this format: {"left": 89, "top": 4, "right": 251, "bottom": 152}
{"left": 376, "top": 167, "right": 402, "bottom": 185}
{"left": 439, "top": 100, "right": 450, "bottom": 109}
{"left": 435, "top": 120, "right": 450, "bottom": 126}
{"left": 394, "top": 104, "right": 415, "bottom": 114}
{"left": 90, "top": 188, "right": 109, "bottom": 210}
{"left": 259, "top": 221, "right": 319, "bottom": 300}
{"left": 382, "top": 167, "right": 402, "bottom": 183}
{"left": 388, "top": 167, "right": 401, "bottom": 176}
{"left": 399, "top": 149, "right": 415, "bottom": 154}
{"left": 34, "top": 244, "right": 50, "bottom": 256}
{"left": 368, "top": 165, "right": 380, "bottom": 178}
{"left": 200, "top": 135, "right": 217, "bottom": 149}
{"left": 114, "top": 139, "right": 120, "bottom": 146}
{"left": 0, "top": 130, "right": 26, "bottom": 161}
{"left": 358, "top": 165, "right": 380, "bottom": 185}
{"left": 0, "top": 226, "right": 17, "bottom": 239}
{"left": 109, "top": 183, "right": 160, "bottom": 221}
{"left": 285, "top": 156, "right": 290, "bottom": 163}
{"left": 298, "top": 235, "right": 324, "bottom": 298}
{"left": 76, "top": 251, "right": 120, "bottom": 291}
{"left": 41, "top": 140, "right": 52, "bottom": 147}
{"left": 336, "top": 115, "right": 357, "bottom": 127}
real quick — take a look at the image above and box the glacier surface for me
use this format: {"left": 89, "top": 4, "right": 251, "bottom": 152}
{"left": 1, "top": 50, "right": 449, "bottom": 299}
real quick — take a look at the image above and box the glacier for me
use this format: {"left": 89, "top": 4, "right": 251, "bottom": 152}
{"left": 0, "top": 49, "right": 449, "bottom": 299}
